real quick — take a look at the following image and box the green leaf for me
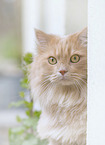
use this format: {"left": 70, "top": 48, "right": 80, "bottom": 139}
{"left": 22, "top": 118, "right": 38, "bottom": 128}
{"left": 25, "top": 110, "right": 31, "bottom": 117}
{"left": 9, "top": 126, "right": 26, "bottom": 135}
{"left": 9, "top": 128, "right": 25, "bottom": 145}
{"left": 22, "top": 135, "right": 48, "bottom": 145}
{"left": 20, "top": 78, "right": 29, "bottom": 89}
{"left": 33, "top": 111, "right": 41, "bottom": 118}
{"left": 16, "top": 116, "right": 22, "bottom": 122}
{"left": 24, "top": 101, "right": 33, "bottom": 109}
{"left": 23, "top": 53, "right": 33, "bottom": 65}
{"left": 19, "top": 92, "right": 25, "bottom": 98}
{"left": 9, "top": 100, "right": 25, "bottom": 108}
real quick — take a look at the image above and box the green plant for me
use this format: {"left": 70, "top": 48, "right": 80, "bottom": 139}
{"left": 9, "top": 53, "right": 48, "bottom": 145}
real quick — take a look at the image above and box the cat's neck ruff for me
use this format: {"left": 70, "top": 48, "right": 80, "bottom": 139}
{"left": 34, "top": 82, "right": 86, "bottom": 113}
{"left": 37, "top": 83, "right": 87, "bottom": 144}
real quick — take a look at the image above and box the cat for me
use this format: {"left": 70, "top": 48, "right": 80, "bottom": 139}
{"left": 29, "top": 28, "right": 87, "bottom": 145}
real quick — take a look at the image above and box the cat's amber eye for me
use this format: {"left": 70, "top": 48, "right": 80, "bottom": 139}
{"left": 70, "top": 54, "right": 80, "bottom": 63}
{"left": 48, "top": 56, "right": 57, "bottom": 65}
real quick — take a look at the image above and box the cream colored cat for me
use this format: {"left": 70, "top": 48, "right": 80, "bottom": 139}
{"left": 29, "top": 28, "right": 87, "bottom": 145}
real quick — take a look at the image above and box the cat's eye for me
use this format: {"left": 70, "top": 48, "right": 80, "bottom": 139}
{"left": 48, "top": 56, "right": 57, "bottom": 65}
{"left": 70, "top": 54, "right": 80, "bottom": 63}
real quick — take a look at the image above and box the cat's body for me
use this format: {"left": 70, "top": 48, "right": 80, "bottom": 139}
{"left": 29, "top": 28, "right": 87, "bottom": 145}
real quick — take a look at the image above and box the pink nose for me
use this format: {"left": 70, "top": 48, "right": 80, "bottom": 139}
{"left": 59, "top": 70, "right": 67, "bottom": 76}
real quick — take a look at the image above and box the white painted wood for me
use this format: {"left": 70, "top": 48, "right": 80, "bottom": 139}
{"left": 43, "top": 0, "right": 66, "bottom": 35}
{"left": 87, "top": 0, "right": 105, "bottom": 145}
{"left": 65, "top": 0, "right": 87, "bottom": 34}
{"left": 21, "top": 0, "right": 40, "bottom": 54}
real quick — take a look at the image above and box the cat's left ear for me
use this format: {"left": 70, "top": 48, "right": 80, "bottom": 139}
{"left": 35, "top": 29, "right": 53, "bottom": 49}
{"left": 78, "top": 28, "right": 87, "bottom": 47}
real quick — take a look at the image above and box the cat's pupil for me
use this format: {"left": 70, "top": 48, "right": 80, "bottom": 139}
{"left": 52, "top": 58, "right": 54, "bottom": 62}
{"left": 74, "top": 57, "right": 76, "bottom": 60}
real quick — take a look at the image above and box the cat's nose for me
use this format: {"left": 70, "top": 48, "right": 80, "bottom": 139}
{"left": 59, "top": 70, "right": 68, "bottom": 76}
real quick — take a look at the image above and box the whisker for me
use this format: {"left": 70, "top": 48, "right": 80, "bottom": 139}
{"left": 71, "top": 75, "right": 84, "bottom": 90}
{"left": 71, "top": 73, "right": 86, "bottom": 77}
{"left": 71, "top": 75, "right": 87, "bottom": 85}
{"left": 40, "top": 79, "right": 50, "bottom": 88}
{"left": 42, "top": 81, "right": 53, "bottom": 92}
{"left": 50, "top": 74, "right": 59, "bottom": 83}
{"left": 74, "top": 81, "right": 80, "bottom": 92}
{"left": 74, "top": 78, "right": 84, "bottom": 91}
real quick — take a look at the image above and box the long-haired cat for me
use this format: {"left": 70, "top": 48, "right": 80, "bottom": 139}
{"left": 29, "top": 28, "right": 87, "bottom": 145}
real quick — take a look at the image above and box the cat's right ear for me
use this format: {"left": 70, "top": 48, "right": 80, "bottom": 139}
{"left": 35, "top": 29, "right": 52, "bottom": 50}
{"left": 78, "top": 28, "right": 87, "bottom": 47}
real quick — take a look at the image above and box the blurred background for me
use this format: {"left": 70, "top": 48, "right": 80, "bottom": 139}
{"left": 0, "top": 0, "right": 87, "bottom": 145}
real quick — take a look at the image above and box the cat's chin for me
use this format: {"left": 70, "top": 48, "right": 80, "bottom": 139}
{"left": 59, "top": 79, "right": 73, "bottom": 86}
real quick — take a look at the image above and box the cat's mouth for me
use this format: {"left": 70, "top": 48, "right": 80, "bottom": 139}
{"left": 60, "top": 77, "right": 68, "bottom": 81}
{"left": 60, "top": 76, "right": 68, "bottom": 80}
{"left": 58, "top": 76, "right": 74, "bottom": 86}
{"left": 59, "top": 76, "right": 71, "bottom": 85}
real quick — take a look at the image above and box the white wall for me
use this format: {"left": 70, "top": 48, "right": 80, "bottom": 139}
{"left": 87, "top": 0, "right": 105, "bottom": 145}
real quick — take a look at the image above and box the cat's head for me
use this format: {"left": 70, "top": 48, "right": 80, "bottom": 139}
{"left": 33, "top": 28, "right": 87, "bottom": 88}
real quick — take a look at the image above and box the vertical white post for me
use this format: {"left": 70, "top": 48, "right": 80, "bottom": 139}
{"left": 65, "top": 0, "right": 87, "bottom": 34}
{"left": 88, "top": 0, "right": 105, "bottom": 145}
{"left": 43, "top": 0, "right": 66, "bottom": 35}
{"left": 21, "top": 0, "right": 40, "bottom": 54}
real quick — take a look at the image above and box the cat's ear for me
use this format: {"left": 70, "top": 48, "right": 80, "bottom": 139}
{"left": 78, "top": 28, "right": 87, "bottom": 47}
{"left": 35, "top": 29, "right": 52, "bottom": 49}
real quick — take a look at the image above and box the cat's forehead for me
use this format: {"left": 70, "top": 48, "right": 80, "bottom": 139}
{"left": 52, "top": 36, "right": 79, "bottom": 58}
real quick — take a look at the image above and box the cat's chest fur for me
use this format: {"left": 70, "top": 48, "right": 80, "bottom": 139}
{"left": 37, "top": 85, "right": 87, "bottom": 145}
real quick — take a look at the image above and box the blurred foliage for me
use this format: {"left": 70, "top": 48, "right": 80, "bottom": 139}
{"left": 0, "top": 34, "right": 21, "bottom": 63}
{"left": 9, "top": 53, "right": 48, "bottom": 145}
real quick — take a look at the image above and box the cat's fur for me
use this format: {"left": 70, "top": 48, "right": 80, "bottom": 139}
{"left": 29, "top": 28, "right": 87, "bottom": 145}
